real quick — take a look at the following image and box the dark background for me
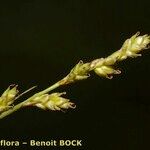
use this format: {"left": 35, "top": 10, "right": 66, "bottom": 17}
{"left": 0, "top": 0, "right": 150, "bottom": 150}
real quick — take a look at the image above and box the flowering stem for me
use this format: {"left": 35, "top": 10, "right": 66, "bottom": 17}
{"left": 0, "top": 81, "right": 63, "bottom": 119}
{"left": 0, "top": 99, "right": 29, "bottom": 119}
{"left": 0, "top": 32, "right": 149, "bottom": 120}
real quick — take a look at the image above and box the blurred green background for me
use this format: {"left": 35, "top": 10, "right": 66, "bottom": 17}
{"left": 0, "top": 0, "right": 150, "bottom": 149}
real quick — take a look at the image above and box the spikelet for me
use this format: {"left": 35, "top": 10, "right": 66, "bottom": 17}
{"left": 24, "top": 92, "right": 76, "bottom": 111}
{"left": 0, "top": 85, "right": 18, "bottom": 113}
{"left": 67, "top": 61, "right": 90, "bottom": 82}
{"left": 93, "top": 32, "right": 150, "bottom": 79}
{"left": 118, "top": 32, "right": 150, "bottom": 60}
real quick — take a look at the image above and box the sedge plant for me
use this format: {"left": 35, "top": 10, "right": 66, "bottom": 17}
{"left": 0, "top": 32, "right": 149, "bottom": 119}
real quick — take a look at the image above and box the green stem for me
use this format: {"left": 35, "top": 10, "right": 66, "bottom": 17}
{"left": 0, "top": 81, "right": 61, "bottom": 119}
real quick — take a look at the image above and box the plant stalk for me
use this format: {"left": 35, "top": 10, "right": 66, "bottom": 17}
{"left": 0, "top": 81, "right": 61, "bottom": 119}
